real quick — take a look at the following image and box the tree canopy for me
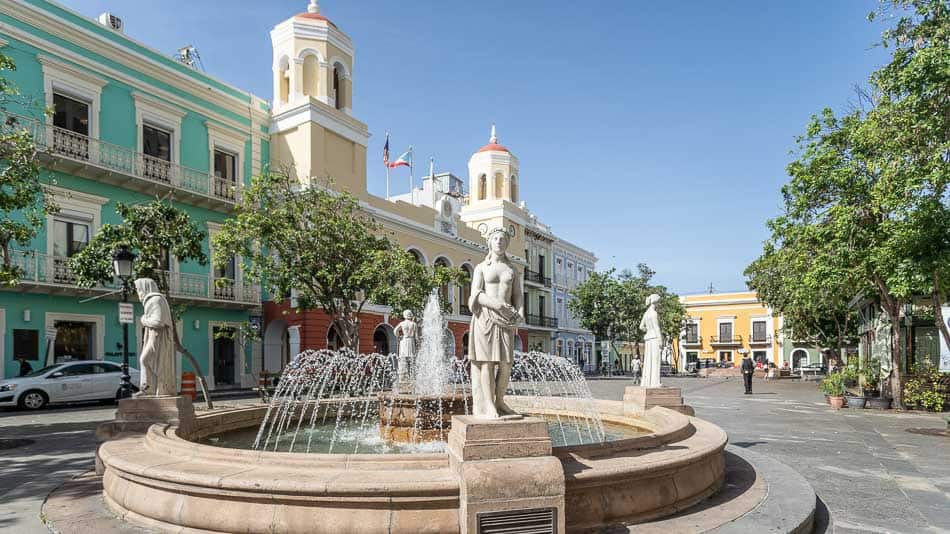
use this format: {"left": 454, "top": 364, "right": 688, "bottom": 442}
{"left": 68, "top": 199, "right": 207, "bottom": 292}
{"left": 211, "top": 171, "right": 464, "bottom": 350}
{"left": 0, "top": 50, "right": 56, "bottom": 286}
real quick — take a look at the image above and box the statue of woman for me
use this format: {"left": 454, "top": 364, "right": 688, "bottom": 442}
{"left": 639, "top": 294, "right": 662, "bottom": 388}
{"left": 468, "top": 227, "right": 524, "bottom": 418}
{"left": 393, "top": 310, "right": 419, "bottom": 393}
{"left": 134, "top": 278, "right": 177, "bottom": 396}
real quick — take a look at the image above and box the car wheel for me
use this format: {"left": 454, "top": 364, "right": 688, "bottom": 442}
{"left": 18, "top": 390, "right": 48, "bottom": 410}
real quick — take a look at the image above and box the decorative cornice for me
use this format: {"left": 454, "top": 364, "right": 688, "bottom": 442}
{"left": 270, "top": 19, "right": 354, "bottom": 57}
{"left": 0, "top": 21, "right": 266, "bottom": 138}
{"left": 270, "top": 98, "right": 369, "bottom": 147}
{"left": 3, "top": 0, "right": 270, "bottom": 123}
{"left": 38, "top": 53, "right": 108, "bottom": 88}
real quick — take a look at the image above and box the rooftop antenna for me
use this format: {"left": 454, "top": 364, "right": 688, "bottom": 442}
{"left": 707, "top": 283, "right": 716, "bottom": 294}
{"left": 175, "top": 45, "right": 204, "bottom": 71}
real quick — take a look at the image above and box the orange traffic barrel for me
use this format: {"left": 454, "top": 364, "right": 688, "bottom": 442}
{"left": 180, "top": 372, "right": 197, "bottom": 400}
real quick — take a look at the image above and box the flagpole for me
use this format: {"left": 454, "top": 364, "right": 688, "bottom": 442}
{"left": 384, "top": 132, "right": 391, "bottom": 199}
{"left": 408, "top": 144, "right": 414, "bottom": 199}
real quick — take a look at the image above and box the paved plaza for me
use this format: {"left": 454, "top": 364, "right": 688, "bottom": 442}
{"left": 1, "top": 378, "right": 948, "bottom": 533}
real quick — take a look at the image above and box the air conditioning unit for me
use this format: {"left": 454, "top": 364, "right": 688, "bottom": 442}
{"left": 97, "top": 12, "right": 123, "bottom": 33}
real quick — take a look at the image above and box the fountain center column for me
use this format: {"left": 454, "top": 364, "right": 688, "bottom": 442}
{"left": 447, "top": 415, "right": 565, "bottom": 534}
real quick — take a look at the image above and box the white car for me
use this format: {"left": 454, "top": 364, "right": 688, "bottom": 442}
{"left": 0, "top": 361, "right": 141, "bottom": 410}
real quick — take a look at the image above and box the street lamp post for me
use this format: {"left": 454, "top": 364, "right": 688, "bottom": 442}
{"left": 113, "top": 246, "right": 136, "bottom": 399}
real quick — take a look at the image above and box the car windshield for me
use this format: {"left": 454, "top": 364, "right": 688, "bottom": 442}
{"left": 24, "top": 364, "right": 63, "bottom": 378}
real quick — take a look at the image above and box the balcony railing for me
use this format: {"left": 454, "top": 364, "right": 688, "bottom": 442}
{"left": 4, "top": 112, "right": 241, "bottom": 206}
{"left": 524, "top": 269, "right": 552, "bottom": 288}
{"left": 710, "top": 335, "right": 742, "bottom": 345}
{"left": 9, "top": 250, "right": 259, "bottom": 306}
{"left": 526, "top": 314, "right": 558, "bottom": 328}
{"left": 749, "top": 334, "right": 772, "bottom": 344}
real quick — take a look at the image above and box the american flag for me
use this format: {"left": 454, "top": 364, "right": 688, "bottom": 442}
{"left": 383, "top": 133, "right": 390, "bottom": 167}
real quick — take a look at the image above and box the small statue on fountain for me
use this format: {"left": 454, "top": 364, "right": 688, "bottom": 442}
{"left": 467, "top": 227, "right": 524, "bottom": 419}
{"left": 393, "top": 309, "right": 419, "bottom": 394}
{"left": 134, "top": 278, "right": 177, "bottom": 397}
{"left": 639, "top": 294, "right": 663, "bottom": 388}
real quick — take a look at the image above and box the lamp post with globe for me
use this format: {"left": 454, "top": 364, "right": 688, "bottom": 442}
{"left": 113, "top": 245, "right": 136, "bottom": 399}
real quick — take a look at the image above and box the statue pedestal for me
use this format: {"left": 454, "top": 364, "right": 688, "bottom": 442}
{"left": 95, "top": 395, "right": 196, "bottom": 474}
{"left": 447, "top": 415, "right": 565, "bottom": 534}
{"left": 623, "top": 386, "right": 695, "bottom": 416}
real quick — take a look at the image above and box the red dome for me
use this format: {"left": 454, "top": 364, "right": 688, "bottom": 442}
{"left": 294, "top": 12, "right": 336, "bottom": 27}
{"left": 477, "top": 142, "right": 510, "bottom": 153}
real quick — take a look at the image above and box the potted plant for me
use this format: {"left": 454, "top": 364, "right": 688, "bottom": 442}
{"left": 820, "top": 372, "right": 846, "bottom": 410}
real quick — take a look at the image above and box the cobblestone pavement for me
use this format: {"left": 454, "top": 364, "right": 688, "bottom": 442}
{"left": 587, "top": 376, "right": 950, "bottom": 534}
{"left": 1, "top": 380, "right": 948, "bottom": 533}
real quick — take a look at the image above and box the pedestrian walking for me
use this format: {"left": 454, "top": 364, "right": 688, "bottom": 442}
{"left": 631, "top": 357, "right": 641, "bottom": 385}
{"left": 741, "top": 353, "right": 754, "bottom": 394}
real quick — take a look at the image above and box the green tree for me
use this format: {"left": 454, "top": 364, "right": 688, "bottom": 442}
{"left": 745, "top": 216, "right": 861, "bottom": 363}
{"left": 0, "top": 50, "right": 56, "bottom": 286}
{"left": 67, "top": 199, "right": 207, "bottom": 291}
{"left": 211, "top": 172, "right": 463, "bottom": 351}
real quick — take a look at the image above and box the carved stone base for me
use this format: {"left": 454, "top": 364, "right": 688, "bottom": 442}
{"left": 448, "top": 415, "right": 565, "bottom": 534}
{"left": 95, "top": 395, "right": 196, "bottom": 474}
{"left": 623, "top": 386, "right": 695, "bottom": 416}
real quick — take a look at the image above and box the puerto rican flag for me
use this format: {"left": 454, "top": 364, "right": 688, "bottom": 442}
{"left": 387, "top": 149, "right": 411, "bottom": 169}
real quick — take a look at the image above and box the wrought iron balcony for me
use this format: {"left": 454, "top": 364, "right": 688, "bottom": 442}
{"left": 3, "top": 112, "right": 241, "bottom": 210}
{"left": 710, "top": 335, "right": 742, "bottom": 346}
{"left": 524, "top": 269, "right": 552, "bottom": 288}
{"left": 525, "top": 314, "right": 558, "bottom": 328}
{"left": 749, "top": 334, "right": 772, "bottom": 345}
{"left": 8, "top": 250, "right": 259, "bottom": 307}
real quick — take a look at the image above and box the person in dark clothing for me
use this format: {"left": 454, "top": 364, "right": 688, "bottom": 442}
{"left": 741, "top": 354, "right": 754, "bottom": 394}
{"left": 16, "top": 355, "right": 33, "bottom": 377}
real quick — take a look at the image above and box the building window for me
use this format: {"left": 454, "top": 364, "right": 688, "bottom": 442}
{"left": 685, "top": 323, "right": 699, "bottom": 344}
{"left": 538, "top": 254, "right": 545, "bottom": 277}
{"left": 752, "top": 320, "right": 767, "bottom": 343}
{"left": 753, "top": 350, "right": 768, "bottom": 365}
{"left": 478, "top": 175, "right": 486, "bottom": 200}
{"left": 13, "top": 329, "right": 40, "bottom": 363}
{"left": 718, "top": 322, "right": 733, "bottom": 342}
{"left": 54, "top": 321, "right": 95, "bottom": 362}
{"left": 52, "top": 93, "right": 90, "bottom": 159}
{"left": 719, "top": 351, "right": 732, "bottom": 363}
{"left": 686, "top": 351, "right": 698, "bottom": 365}
{"left": 214, "top": 149, "right": 237, "bottom": 199}
{"left": 511, "top": 175, "right": 518, "bottom": 203}
{"left": 214, "top": 255, "right": 237, "bottom": 299}
{"left": 52, "top": 216, "right": 90, "bottom": 284}
{"left": 142, "top": 123, "right": 173, "bottom": 182}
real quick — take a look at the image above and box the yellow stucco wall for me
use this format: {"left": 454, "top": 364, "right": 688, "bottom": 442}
{"left": 675, "top": 291, "right": 780, "bottom": 366}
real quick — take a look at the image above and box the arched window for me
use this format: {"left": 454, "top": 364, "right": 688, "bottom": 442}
{"left": 478, "top": 174, "right": 487, "bottom": 200}
{"left": 510, "top": 175, "right": 518, "bottom": 203}
{"left": 434, "top": 257, "right": 451, "bottom": 306}
{"left": 278, "top": 56, "right": 290, "bottom": 105}
{"left": 302, "top": 54, "right": 319, "bottom": 97}
{"left": 373, "top": 324, "right": 395, "bottom": 354}
{"left": 462, "top": 332, "right": 469, "bottom": 358}
{"left": 494, "top": 172, "right": 504, "bottom": 199}
{"left": 567, "top": 341, "right": 574, "bottom": 361}
{"left": 407, "top": 248, "right": 425, "bottom": 264}
{"left": 333, "top": 65, "right": 344, "bottom": 110}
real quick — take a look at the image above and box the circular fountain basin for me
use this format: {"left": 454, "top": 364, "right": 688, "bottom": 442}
{"left": 99, "top": 396, "right": 726, "bottom": 533}
{"left": 378, "top": 391, "right": 471, "bottom": 443}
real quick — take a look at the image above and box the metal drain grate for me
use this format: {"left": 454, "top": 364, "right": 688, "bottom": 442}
{"left": 477, "top": 507, "right": 556, "bottom": 534}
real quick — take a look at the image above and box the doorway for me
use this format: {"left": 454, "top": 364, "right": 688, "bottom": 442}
{"left": 213, "top": 326, "right": 237, "bottom": 386}
{"left": 54, "top": 321, "right": 94, "bottom": 362}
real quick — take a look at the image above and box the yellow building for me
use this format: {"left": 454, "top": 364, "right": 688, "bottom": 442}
{"left": 675, "top": 291, "right": 780, "bottom": 369}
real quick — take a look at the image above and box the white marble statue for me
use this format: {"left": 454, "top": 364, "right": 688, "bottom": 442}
{"left": 639, "top": 294, "right": 662, "bottom": 388}
{"left": 393, "top": 310, "right": 419, "bottom": 393}
{"left": 134, "top": 278, "right": 177, "bottom": 396}
{"left": 467, "top": 227, "right": 524, "bottom": 418}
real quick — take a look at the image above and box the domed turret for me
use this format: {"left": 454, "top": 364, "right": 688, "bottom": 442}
{"left": 467, "top": 124, "right": 519, "bottom": 205}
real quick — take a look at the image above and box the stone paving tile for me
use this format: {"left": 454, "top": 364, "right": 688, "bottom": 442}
{"left": 587, "top": 376, "right": 950, "bottom": 534}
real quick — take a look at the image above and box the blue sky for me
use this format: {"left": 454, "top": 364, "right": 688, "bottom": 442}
{"left": 60, "top": 0, "right": 891, "bottom": 295}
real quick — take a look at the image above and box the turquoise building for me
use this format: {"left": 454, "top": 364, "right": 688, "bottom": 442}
{"left": 0, "top": 1, "right": 270, "bottom": 389}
